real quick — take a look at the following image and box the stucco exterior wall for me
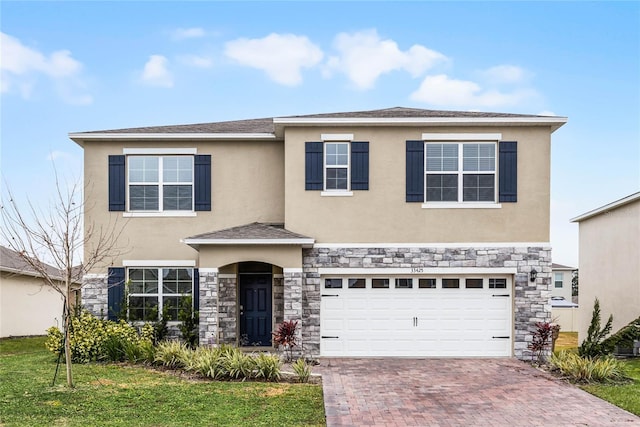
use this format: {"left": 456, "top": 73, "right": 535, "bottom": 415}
{"left": 82, "top": 139, "right": 285, "bottom": 272}
{"left": 0, "top": 272, "right": 64, "bottom": 337}
{"left": 577, "top": 200, "right": 640, "bottom": 342}
{"left": 284, "top": 125, "right": 551, "bottom": 243}
{"left": 197, "top": 245, "right": 303, "bottom": 269}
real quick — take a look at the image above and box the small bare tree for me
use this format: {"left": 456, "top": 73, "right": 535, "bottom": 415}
{"left": 1, "top": 174, "right": 126, "bottom": 388}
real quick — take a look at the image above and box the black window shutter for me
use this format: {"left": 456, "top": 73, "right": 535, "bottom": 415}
{"left": 194, "top": 155, "right": 211, "bottom": 211}
{"left": 499, "top": 141, "right": 518, "bottom": 202}
{"left": 305, "top": 142, "right": 323, "bottom": 190}
{"left": 108, "top": 155, "right": 126, "bottom": 211}
{"left": 107, "top": 267, "right": 125, "bottom": 321}
{"left": 406, "top": 141, "right": 424, "bottom": 202}
{"left": 350, "top": 142, "right": 369, "bottom": 190}
{"left": 193, "top": 268, "right": 200, "bottom": 311}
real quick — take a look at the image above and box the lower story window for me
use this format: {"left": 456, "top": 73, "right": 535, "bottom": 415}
{"left": 128, "top": 267, "right": 193, "bottom": 321}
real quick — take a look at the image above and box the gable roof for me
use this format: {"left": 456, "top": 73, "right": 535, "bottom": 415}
{"left": 183, "top": 222, "right": 314, "bottom": 249}
{"left": 0, "top": 245, "right": 69, "bottom": 282}
{"left": 571, "top": 191, "right": 640, "bottom": 223}
{"left": 552, "top": 263, "right": 575, "bottom": 270}
{"left": 69, "top": 107, "right": 567, "bottom": 145}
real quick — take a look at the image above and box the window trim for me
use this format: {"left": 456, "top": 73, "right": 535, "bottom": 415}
{"left": 421, "top": 134, "right": 502, "bottom": 208}
{"left": 424, "top": 141, "right": 498, "bottom": 204}
{"left": 126, "top": 155, "right": 195, "bottom": 213}
{"left": 554, "top": 272, "right": 564, "bottom": 288}
{"left": 323, "top": 142, "right": 351, "bottom": 192}
{"left": 127, "top": 266, "right": 195, "bottom": 322}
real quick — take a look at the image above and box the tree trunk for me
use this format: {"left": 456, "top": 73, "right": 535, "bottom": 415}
{"left": 64, "top": 293, "right": 74, "bottom": 388}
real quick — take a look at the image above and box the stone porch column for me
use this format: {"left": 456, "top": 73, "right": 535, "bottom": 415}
{"left": 283, "top": 268, "right": 303, "bottom": 355}
{"left": 198, "top": 268, "right": 218, "bottom": 346}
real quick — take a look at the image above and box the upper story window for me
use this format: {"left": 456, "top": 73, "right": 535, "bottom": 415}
{"left": 425, "top": 142, "right": 496, "bottom": 203}
{"left": 406, "top": 134, "right": 516, "bottom": 208}
{"left": 305, "top": 137, "right": 369, "bottom": 194}
{"left": 128, "top": 156, "right": 193, "bottom": 211}
{"left": 554, "top": 272, "right": 563, "bottom": 288}
{"left": 108, "top": 152, "right": 211, "bottom": 215}
{"left": 324, "top": 143, "right": 350, "bottom": 191}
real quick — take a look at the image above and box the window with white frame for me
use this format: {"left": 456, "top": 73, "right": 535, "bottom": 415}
{"left": 425, "top": 142, "right": 496, "bottom": 203}
{"left": 128, "top": 268, "right": 193, "bottom": 321}
{"left": 324, "top": 143, "right": 349, "bottom": 191}
{"left": 554, "top": 272, "right": 563, "bottom": 288}
{"left": 128, "top": 156, "right": 193, "bottom": 211}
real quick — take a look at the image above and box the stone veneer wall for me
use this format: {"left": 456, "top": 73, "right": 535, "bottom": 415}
{"left": 283, "top": 270, "right": 304, "bottom": 356}
{"left": 82, "top": 274, "right": 108, "bottom": 319}
{"left": 301, "top": 246, "right": 551, "bottom": 360}
{"left": 218, "top": 276, "right": 237, "bottom": 345}
{"left": 198, "top": 269, "right": 218, "bottom": 346}
{"left": 273, "top": 276, "right": 284, "bottom": 326}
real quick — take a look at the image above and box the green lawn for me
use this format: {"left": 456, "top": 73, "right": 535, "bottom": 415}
{"left": 582, "top": 358, "right": 640, "bottom": 416}
{"left": 0, "top": 337, "right": 325, "bottom": 427}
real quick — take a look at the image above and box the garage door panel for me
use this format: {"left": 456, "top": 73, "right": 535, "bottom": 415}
{"left": 321, "top": 275, "right": 512, "bottom": 357}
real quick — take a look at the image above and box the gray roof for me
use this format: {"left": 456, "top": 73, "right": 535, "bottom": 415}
{"left": 552, "top": 263, "right": 575, "bottom": 270}
{"left": 77, "top": 107, "right": 559, "bottom": 135}
{"left": 186, "top": 222, "right": 312, "bottom": 241}
{"left": 0, "top": 245, "right": 66, "bottom": 281}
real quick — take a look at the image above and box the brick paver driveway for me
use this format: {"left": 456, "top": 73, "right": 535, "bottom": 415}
{"left": 315, "top": 358, "right": 640, "bottom": 427}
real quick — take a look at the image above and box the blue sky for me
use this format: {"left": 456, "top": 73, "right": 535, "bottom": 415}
{"left": 1, "top": 1, "right": 639, "bottom": 266}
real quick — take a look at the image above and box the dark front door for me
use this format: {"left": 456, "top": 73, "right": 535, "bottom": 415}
{"left": 239, "top": 274, "right": 272, "bottom": 346}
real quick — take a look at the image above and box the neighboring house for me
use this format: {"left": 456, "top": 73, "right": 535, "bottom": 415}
{"left": 551, "top": 263, "right": 575, "bottom": 302}
{"left": 550, "top": 263, "right": 578, "bottom": 332}
{"left": 571, "top": 191, "right": 640, "bottom": 343}
{"left": 70, "top": 107, "right": 567, "bottom": 359}
{"left": 0, "top": 246, "right": 80, "bottom": 337}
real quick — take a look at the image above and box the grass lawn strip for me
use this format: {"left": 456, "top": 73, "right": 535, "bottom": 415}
{"left": 582, "top": 358, "right": 640, "bottom": 417}
{"left": 0, "top": 337, "right": 325, "bottom": 427}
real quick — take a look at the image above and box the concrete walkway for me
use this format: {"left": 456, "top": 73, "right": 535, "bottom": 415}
{"left": 315, "top": 358, "right": 640, "bottom": 427}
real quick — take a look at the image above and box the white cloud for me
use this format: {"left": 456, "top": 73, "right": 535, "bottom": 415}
{"left": 140, "top": 55, "right": 174, "bottom": 88}
{"left": 177, "top": 54, "right": 214, "bottom": 68}
{"left": 324, "top": 29, "right": 447, "bottom": 90}
{"left": 1, "top": 32, "right": 92, "bottom": 104}
{"left": 537, "top": 110, "right": 557, "bottom": 117}
{"left": 481, "top": 65, "right": 529, "bottom": 85}
{"left": 224, "top": 33, "right": 323, "bottom": 86}
{"left": 171, "top": 27, "right": 206, "bottom": 41}
{"left": 410, "top": 74, "right": 537, "bottom": 108}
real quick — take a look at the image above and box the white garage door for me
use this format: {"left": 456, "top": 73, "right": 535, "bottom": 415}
{"left": 320, "top": 275, "right": 512, "bottom": 357}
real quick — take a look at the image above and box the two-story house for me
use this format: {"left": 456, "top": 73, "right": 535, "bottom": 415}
{"left": 70, "top": 107, "right": 567, "bottom": 359}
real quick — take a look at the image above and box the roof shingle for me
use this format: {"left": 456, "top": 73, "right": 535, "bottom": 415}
{"left": 186, "top": 222, "right": 312, "bottom": 241}
{"left": 76, "top": 107, "right": 560, "bottom": 135}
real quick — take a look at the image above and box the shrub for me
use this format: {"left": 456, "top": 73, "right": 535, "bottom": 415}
{"left": 528, "top": 322, "right": 559, "bottom": 363}
{"left": 138, "top": 339, "right": 156, "bottom": 364}
{"left": 272, "top": 320, "right": 299, "bottom": 362}
{"left": 579, "top": 298, "right": 613, "bottom": 358}
{"left": 550, "top": 351, "right": 628, "bottom": 383}
{"left": 601, "top": 316, "right": 640, "bottom": 353}
{"left": 254, "top": 353, "right": 281, "bottom": 382}
{"left": 292, "top": 358, "right": 312, "bottom": 383}
{"left": 45, "top": 311, "right": 144, "bottom": 363}
{"left": 191, "top": 347, "right": 228, "bottom": 379}
{"left": 154, "top": 340, "right": 191, "bottom": 369}
{"left": 224, "top": 348, "right": 256, "bottom": 380}
{"left": 178, "top": 296, "right": 199, "bottom": 349}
